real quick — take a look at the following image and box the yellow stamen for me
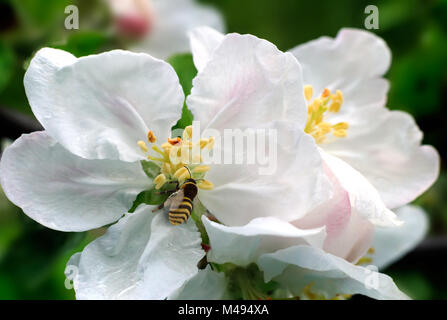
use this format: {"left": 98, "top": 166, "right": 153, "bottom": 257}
{"left": 161, "top": 142, "right": 172, "bottom": 151}
{"left": 137, "top": 140, "right": 149, "bottom": 152}
{"left": 154, "top": 174, "right": 167, "bottom": 190}
{"left": 169, "top": 146, "right": 181, "bottom": 164}
{"left": 333, "top": 122, "right": 349, "bottom": 130}
{"left": 329, "top": 101, "right": 341, "bottom": 113}
{"left": 333, "top": 129, "right": 347, "bottom": 138}
{"left": 199, "top": 138, "right": 209, "bottom": 149}
{"left": 321, "top": 88, "right": 331, "bottom": 98}
{"left": 168, "top": 137, "right": 182, "bottom": 145}
{"left": 178, "top": 171, "right": 190, "bottom": 183}
{"left": 174, "top": 167, "right": 188, "bottom": 179}
{"left": 367, "top": 247, "right": 375, "bottom": 254}
{"left": 193, "top": 165, "right": 210, "bottom": 173}
{"left": 304, "top": 85, "right": 349, "bottom": 144}
{"left": 161, "top": 163, "right": 173, "bottom": 175}
{"left": 152, "top": 145, "right": 168, "bottom": 159}
{"left": 304, "top": 85, "right": 314, "bottom": 101}
{"left": 181, "top": 146, "right": 190, "bottom": 164}
{"left": 206, "top": 137, "right": 215, "bottom": 150}
{"left": 336, "top": 90, "right": 343, "bottom": 104}
{"left": 137, "top": 130, "right": 214, "bottom": 193}
{"left": 317, "top": 122, "right": 332, "bottom": 134}
{"left": 182, "top": 125, "right": 193, "bottom": 141}
{"left": 147, "top": 130, "right": 156, "bottom": 143}
{"left": 198, "top": 180, "right": 214, "bottom": 190}
{"left": 148, "top": 155, "right": 166, "bottom": 162}
{"left": 356, "top": 257, "right": 372, "bottom": 265}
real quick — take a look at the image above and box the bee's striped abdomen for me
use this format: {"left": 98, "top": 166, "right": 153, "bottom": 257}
{"left": 168, "top": 196, "right": 193, "bottom": 225}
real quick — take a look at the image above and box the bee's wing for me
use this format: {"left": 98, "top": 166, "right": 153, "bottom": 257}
{"left": 166, "top": 189, "right": 185, "bottom": 211}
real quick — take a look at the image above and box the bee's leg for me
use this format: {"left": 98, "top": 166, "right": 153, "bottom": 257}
{"left": 154, "top": 189, "right": 177, "bottom": 195}
{"left": 152, "top": 203, "right": 164, "bottom": 212}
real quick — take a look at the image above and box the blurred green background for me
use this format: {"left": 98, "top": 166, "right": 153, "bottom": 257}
{"left": 0, "top": 0, "right": 446, "bottom": 299}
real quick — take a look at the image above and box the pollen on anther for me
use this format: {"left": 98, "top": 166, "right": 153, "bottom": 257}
{"left": 193, "top": 165, "right": 210, "bottom": 173}
{"left": 304, "top": 85, "right": 314, "bottom": 101}
{"left": 321, "top": 88, "right": 331, "bottom": 98}
{"left": 198, "top": 180, "right": 214, "bottom": 190}
{"left": 174, "top": 167, "right": 189, "bottom": 179}
{"left": 168, "top": 137, "right": 182, "bottom": 145}
{"left": 137, "top": 140, "right": 149, "bottom": 152}
{"left": 206, "top": 137, "right": 215, "bottom": 150}
{"left": 147, "top": 130, "right": 157, "bottom": 143}
{"left": 154, "top": 174, "right": 167, "bottom": 190}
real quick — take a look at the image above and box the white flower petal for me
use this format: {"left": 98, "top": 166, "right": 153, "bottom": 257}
{"left": 169, "top": 265, "right": 227, "bottom": 300}
{"left": 322, "top": 151, "right": 401, "bottom": 227}
{"left": 24, "top": 48, "right": 184, "bottom": 162}
{"left": 289, "top": 28, "right": 391, "bottom": 112}
{"left": 294, "top": 162, "right": 374, "bottom": 263}
{"left": 373, "top": 205, "right": 428, "bottom": 270}
{"left": 132, "top": 0, "right": 225, "bottom": 59}
{"left": 324, "top": 109, "right": 440, "bottom": 209}
{"left": 199, "top": 122, "right": 331, "bottom": 226}
{"left": 187, "top": 33, "right": 307, "bottom": 130}
{"left": 0, "top": 132, "right": 150, "bottom": 232}
{"left": 189, "top": 26, "right": 224, "bottom": 72}
{"left": 258, "top": 245, "right": 409, "bottom": 300}
{"left": 203, "top": 216, "right": 326, "bottom": 266}
{"left": 69, "top": 205, "right": 204, "bottom": 299}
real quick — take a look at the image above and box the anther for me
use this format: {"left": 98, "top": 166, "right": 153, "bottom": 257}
{"left": 137, "top": 140, "right": 149, "bottom": 152}
{"left": 333, "top": 129, "right": 347, "bottom": 138}
{"left": 304, "top": 85, "right": 314, "bottom": 101}
{"left": 162, "top": 163, "right": 173, "bottom": 175}
{"left": 198, "top": 180, "right": 214, "bottom": 190}
{"left": 182, "top": 126, "right": 193, "bottom": 141}
{"left": 154, "top": 174, "right": 167, "bottom": 190}
{"left": 329, "top": 101, "right": 341, "bottom": 113}
{"left": 199, "top": 138, "right": 209, "bottom": 149}
{"left": 147, "top": 130, "right": 157, "bottom": 143}
{"left": 161, "top": 142, "right": 172, "bottom": 151}
{"left": 168, "top": 137, "right": 182, "bottom": 145}
{"left": 206, "top": 137, "right": 215, "bottom": 150}
{"left": 193, "top": 165, "right": 210, "bottom": 173}
{"left": 333, "top": 122, "right": 349, "bottom": 130}
{"left": 321, "top": 88, "right": 331, "bottom": 98}
{"left": 174, "top": 167, "right": 189, "bottom": 179}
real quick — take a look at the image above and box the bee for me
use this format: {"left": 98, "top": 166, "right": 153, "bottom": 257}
{"left": 153, "top": 167, "right": 198, "bottom": 226}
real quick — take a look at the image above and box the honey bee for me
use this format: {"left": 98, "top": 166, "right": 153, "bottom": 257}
{"left": 153, "top": 167, "right": 198, "bottom": 226}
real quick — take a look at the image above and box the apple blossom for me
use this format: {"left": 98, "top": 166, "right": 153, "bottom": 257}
{"left": 1, "top": 35, "right": 335, "bottom": 299}
{"left": 186, "top": 27, "right": 433, "bottom": 299}
{"left": 287, "top": 29, "right": 440, "bottom": 211}
{"left": 106, "top": 0, "right": 225, "bottom": 59}
{"left": 188, "top": 27, "right": 439, "bottom": 206}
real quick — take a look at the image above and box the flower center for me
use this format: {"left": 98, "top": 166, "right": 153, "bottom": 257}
{"left": 303, "top": 85, "right": 349, "bottom": 144}
{"left": 137, "top": 126, "right": 215, "bottom": 190}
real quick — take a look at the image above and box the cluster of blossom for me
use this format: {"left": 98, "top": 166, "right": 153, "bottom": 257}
{"left": 0, "top": 1, "right": 439, "bottom": 300}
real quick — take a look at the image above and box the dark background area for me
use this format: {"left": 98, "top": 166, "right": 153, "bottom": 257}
{"left": 0, "top": 0, "right": 446, "bottom": 299}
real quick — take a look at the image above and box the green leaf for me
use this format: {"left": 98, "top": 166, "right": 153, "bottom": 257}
{"left": 0, "top": 221, "right": 86, "bottom": 292}
{"left": 140, "top": 160, "right": 161, "bottom": 179}
{"left": 0, "top": 43, "right": 14, "bottom": 94}
{"left": 10, "top": 0, "right": 72, "bottom": 30}
{"left": 167, "top": 53, "right": 197, "bottom": 130}
{"left": 129, "top": 186, "right": 171, "bottom": 213}
{"left": 51, "top": 31, "right": 109, "bottom": 57}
